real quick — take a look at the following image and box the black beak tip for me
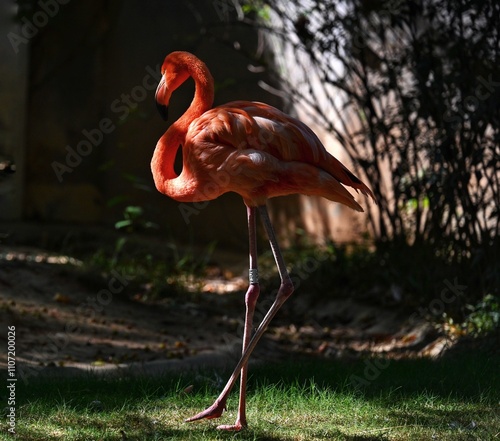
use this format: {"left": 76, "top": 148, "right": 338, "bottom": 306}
{"left": 156, "top": 102, "right": 169, "bottom": 121}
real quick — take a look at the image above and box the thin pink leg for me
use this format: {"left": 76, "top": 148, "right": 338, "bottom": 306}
{"left": 185, "top": 204, "right": 293, "bottom": 429}
{"left": 217, "top": 206, "right": 260, "bottom": 431}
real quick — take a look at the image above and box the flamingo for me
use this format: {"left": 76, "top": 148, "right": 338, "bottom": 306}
{"left": 152, "top": 51, "right": 375, "bottom": 431}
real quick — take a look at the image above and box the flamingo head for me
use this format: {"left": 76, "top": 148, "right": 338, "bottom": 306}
{"left": 155, "top": 76, "right": 169, "bottom": 121}
{"left": 155, "top": 52, "right": 193, "bottom": 121}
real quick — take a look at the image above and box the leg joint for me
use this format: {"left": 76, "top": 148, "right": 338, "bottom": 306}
{"left": 279, "top": 278, "right": 294, "bottom": 300}
{"left": 245, "top": 283, "right": 260, "bottom": 308}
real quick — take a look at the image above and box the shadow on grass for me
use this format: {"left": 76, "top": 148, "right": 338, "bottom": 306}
{"left": 10, "top": 346, "right": 498, "bottom": 440}
{"left": 253, "top": 346, "right": 498, "bottom": 399}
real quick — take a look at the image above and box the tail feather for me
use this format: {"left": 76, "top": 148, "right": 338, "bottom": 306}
{"left": 318, "top": 173, "right": 364, "bottom": 212}
{"left": 296, "top": 167, "right": 365, "bottom": 212}
{"left": 323, "top": 154, "right": 375, "bottom": 202}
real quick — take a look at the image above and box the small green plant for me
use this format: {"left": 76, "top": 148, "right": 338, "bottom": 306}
{"left": 241, "top": 0, "right": 271, "bottom": 20}
{"left": 443, "top": 294, "right": 500, "bottom": 337}
{"left": 461, "top": 294, "right": 499, "bottom": 337}
{"left": 114, "top": 205, "right": 158, "bottom": 233}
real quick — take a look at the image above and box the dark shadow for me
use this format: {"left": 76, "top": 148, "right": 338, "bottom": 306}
{"left": 12, "top": 346, "right": 498, "bottom": 439}
{"left": 249, "top": 350, "right": 499, "bottom": 401}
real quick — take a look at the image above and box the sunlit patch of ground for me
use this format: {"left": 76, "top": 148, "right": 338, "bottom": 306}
{"left": 0, "top": 246, "right": 485, "bottom": 377}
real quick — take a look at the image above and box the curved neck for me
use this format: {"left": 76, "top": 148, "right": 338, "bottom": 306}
{"left": 151, "top": 57, "right": 214, "bottom": 194}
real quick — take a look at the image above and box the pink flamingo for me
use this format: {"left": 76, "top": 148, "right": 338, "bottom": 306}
{"left": 152, "top": 51, "right": 375, "bottom": 431}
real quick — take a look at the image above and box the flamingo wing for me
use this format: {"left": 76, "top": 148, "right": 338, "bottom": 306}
{"left": 183, "top": 101, "right": 373, "bottom": 209}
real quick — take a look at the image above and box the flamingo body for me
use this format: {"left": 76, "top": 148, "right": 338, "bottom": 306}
{"left": 152, "top": 51, "right": 374, "bottom": 431}
{"left": 152, "top": 51, "right": 373, "bottom": 209}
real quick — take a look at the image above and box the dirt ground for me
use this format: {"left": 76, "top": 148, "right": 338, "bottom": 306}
{"left": 0, "top": 244, "right": 461, "bottom": 380}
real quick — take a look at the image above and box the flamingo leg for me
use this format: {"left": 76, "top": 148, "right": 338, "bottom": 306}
{"left": 217, "top": 206, "right": 260, "bottom": 431}
{"left": 186, "top": 204, "right": 293, "bottom": 429}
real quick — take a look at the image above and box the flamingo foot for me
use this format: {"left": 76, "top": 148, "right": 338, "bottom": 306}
{"left": 185, "top": 401, "right": 226, "bottom": 422}
{"left": 216, "top": 420, "right": 247, "bottom": 431}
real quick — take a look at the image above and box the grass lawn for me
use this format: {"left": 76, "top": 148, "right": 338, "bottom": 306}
{"left": 3, "top": 349, "right": 498, "bottom": 440}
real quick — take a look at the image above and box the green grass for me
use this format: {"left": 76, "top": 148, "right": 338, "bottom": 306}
{"left": 3, "top": 351, "right": 499, "bottom": 440}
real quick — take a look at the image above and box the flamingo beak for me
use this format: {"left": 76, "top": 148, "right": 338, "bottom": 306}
{"left": 155, "top": 76, "right": 169, "bottom": 121}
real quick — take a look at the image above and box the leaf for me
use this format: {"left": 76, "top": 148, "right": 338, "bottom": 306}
{"left": 124, "top": 205, "right": 143, "bottom": 218}
{"left": 115, "top": 220, "right": 132, "bottom": 230}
